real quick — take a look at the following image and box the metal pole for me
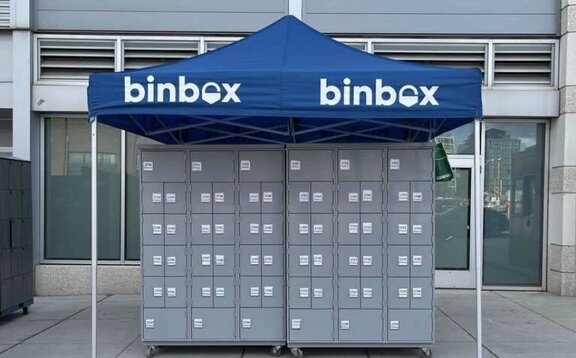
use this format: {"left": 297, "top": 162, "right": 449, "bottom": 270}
{"left": 474, "top": 119, "right": 483, "bottom": 358}
{"left": 91, "top": 118, "right": 98, "bottom": 358}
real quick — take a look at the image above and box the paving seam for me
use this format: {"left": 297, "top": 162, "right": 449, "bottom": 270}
{"left": 434, "top": 304, "right": 501, "bottom": 358}
{"left": 0, "top": 294, "right": 112, "bottom": 356}
{"left": 113, "top": 333, "right": 140, "bottom": 358}
{"left": 493, "top": 291, "right": 576, "bottom": 335}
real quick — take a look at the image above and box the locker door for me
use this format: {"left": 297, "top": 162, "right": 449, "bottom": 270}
{"left": 411, "top": 246, "right": 433, "bottom": 277}
{"left": 164, "top": 277, "right": 186, "bottom": 308}
{"left": 311, "top": 182, "right": 333, "bottom": 213}
{"left": 142, "top": 246, "right": 164, "bottom": 277}
{"left": 360, "top": 213, "right": 383, "bottom": 245}
{"left": 289, "top": 309, "right": 334, "bottom": 342}
{"left": 261, "top": 214, "right": 283, "bottom": 245}
{"left": 262, "top": 276, "right": 284, "bottom": 308}
{"left": 361, "top": 277, "right": 383, "bottom": 309}
{"left": 410, "top": 214, "right": 433, "bottom": 246}
{"left": 240, "top": 276, "right": 262, "bottom": 308}
{"left": 240, "top": 245, "right": 261, "bottom": 276}
{"left": 213, "top": 276, "right": 235, "bottom": 308}
{"left": 311, "top": 277, "right": 334, "bottom": 309}
{"left": 337, "top": 182, "right": 360, "bottom": 213}
{"left": 164, "top": 246, "right": 187, "bottom": 277}
{"left": 262, "top": 245, "right": 284, "bottom": 276}
{"left": 288, "top": 150, "right": 333, "bottom": 182}
{"left": 212, "top": 214, "right": 235, "bottom": 245}
{"left": 261, "top": 182, "right": 284, "bottom": 214}
{"left": 142, "top": 215, "right": 164, "bottom": 246}
{"left": 288, "top": 183, "right": 311, "bottom": 213}
{"left": 311, "top": 246, "right": 333, "bottom": 277}
{"left": 311, "top": 214, "right": 333, "bottom": 245}
{"left": 410, "top": 277, "right": 433, "bottom": 309}
{"left": 388, "top": 309, "right": 433, "bottom": 342}
{"left": 338, "top": 277, "right": 360, "bottom": 309}
{"left": 213, "top": 245, "right": 235, "bottom": 276}
{"left": 239, "top": 151, "right": 284, "bottom": 182}
{"left": 190, "top": 245, "right": 213, "bottom": 276}
{"left": 164, "top": 215, "right": 186, "bottom": 245}
{"left": 191, "top": 308, "right": 235, "bottom": 340}
{"left": 338, "top": 246, "right": 360, "bottom": 277}
{"left": 360, "top": 182, "right": 383, "bottom": 213}
{"left": 190, "top": 183, "right": 213, "bottom": 214}
{"left": 387, "top": 214, "right": 410, "bottom": 245}
{"left": 387, "top": 277, "right": 410, "bottom": 309}
{"left": 190, "top": 151, "right": 234, "bottom": 182}
{"left": 288, "top": 246, "right": 311, "bottom": 277}
{"left": 387, "top": 246, "right": 410, "bottom": 277}
{"left": 240, "top": 182, "right": 261, "bottom": 213}
{"left": 387, "top": 182, "right": 410, "bottom": 213}
{"left": 240, "top": 308, "right": 284, "bottom": 340}
{"left": 142, "top": 308, "right": 187, "bottom": 341}
{"left": 164, "top": 183, "right": 186, "bottom": 214}
{"left": 361, "top": 245, "right": 383, "bottom": 277}
{"left": 388, "top": 149, "right": 433, "bottom": 181}
{"left": 142, "top": 183, "right": 164, "bottom": 214}
{"left": 240, "top": 214, "right": 261, "bottom": 245}
{"left": 141, "top": 151, "right": 186, "bottom": 182}
{"left": 410, "top": 181, "right": 434, "bottom": 213}
{"left": 191, "top": 214, "right": 213, "bottom": 245}
{"left": 288, "top": 214, "right": 310, "bottom": 245}
{"left": 190, "top": 276, "right": 213, "bottom": 307}
{"left": 143, "top": 277, "right": 164, "bottom": 308}
{"left": 289, "top": 277, "right": 311, "bottom": 309}
{"left": 212, "top": 182, "right": 235, "bottom": 214}
{"left": 337, "top": 214, "right": 360, "bottom": 245}
{"left": 338, "top": 309, "right": 383, "bottom": 341}
{"left": 337, "top": 150, "right": 383, "bottom": 181}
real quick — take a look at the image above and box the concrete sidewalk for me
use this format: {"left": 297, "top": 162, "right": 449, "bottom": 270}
{"left": 0, "top": 290, "right": 575, "bottom": 358}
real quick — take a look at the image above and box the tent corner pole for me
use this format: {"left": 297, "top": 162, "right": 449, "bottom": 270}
{"left": 91, "top": 118, "right": 98, "bottom": 358}
{"left": 474, "top": 118, "right": 484, "bottom": 358}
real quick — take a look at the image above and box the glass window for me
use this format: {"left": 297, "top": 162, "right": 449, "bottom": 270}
{"left": 125, "top": 133, "right": 160, "bottom": 260}
{"left": 45, "top": 117, "right": 121, "bottom": 260}
{"left": 483, "top": 123, "right": 545, "bottom": 286}
{"left": 435, "top": 123, "right": 474, "bottom": 154}
{"left": 0, "top": 118, "right": 12, "bottom": 148}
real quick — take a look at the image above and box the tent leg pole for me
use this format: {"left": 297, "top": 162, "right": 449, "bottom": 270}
{"left": 91, "top": 118, "right": 98, "bottom": 358}
{"left": 474, "top": 119, "right": 483, "bottom": 358}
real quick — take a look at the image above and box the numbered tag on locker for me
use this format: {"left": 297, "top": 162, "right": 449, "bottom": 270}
{"left": 313, "top": 192, "right": 323, "bottom": 202}
{"left": 153, "top": 287, "right": 163, "bottom": 297}
{"left": 166, "top": 287, "right": 176, "bottom": 297}
{"left": 340, "top": 320, "right": 350, "bottom": 330}
{"left": 398, "top": 288, "right": 408, "bottom": 298}
{"left": 215, "top": 255, "right": 225, "bottom": 266}
{"left": 264, "top": 286, "right": 274, "bottom": 297}
{"left": 313, "top": 288, "right": 323, "bottom": 298}
{"left": 299, "top": 255, "right": 309, "bottom": 266}
{"left": 412, "top": 255, "right": 423, "bottom": 266}
{"left": 201, "top": 254, "right": 211, "bottom": 266}
{"left": 398, "top": 224, "right": 408, "bottom": 235}
{"left": 313, "top": 254, "right": 323, "bottom": 266}
{"left": 152, "top": 224, "right": 162, "bottom": 235}
{"left": 194, "top": 318, "right": 203, "bottom": 328}
{"left": 242, "top": 318, "right": 252, "bottom": 329}
{"left": 299, "top": 192, "right": 309, "bottom": 202}
{"left": 398, "top": 255, "right": 408, "bottom": 266}
{"left": 143, "top": 161, "right": 154, "bottom": 172}
{"left": 390, "top": 320, "right": 400, "bottom": 330}
{"left": 201, "top": 193, "right": 211, "bottom": 203}
{"left": 263, "top": 255, "right": 273, "bottom": 265}
{"left": 191, "top": 161, "right": 202, "bottom": 172}
{"left": 390, "top": 158, "right": 400, "bottom": 170}
{"left": 299, "top": 287, "right": 309, "bottom": 298}
{"left": 348, "top": 192, "right": 359, "bottom": 203}
{"left": 166, "top": 256, "right": 176, "bottom": 266}
{"left": 240, "top": 160, "right": 251, "bottom": 171}
{"left": 290, "top": 160, "right": 301, "bottom": 171}
{"left": 362, "top": 190, "right": 373, "bottom": 202}
{"left": 413, "top": 287, "right": 422, "bottom": 298}
{"left": 263, "top": 224, "right": 273, "bottom": 234}
{"left": 398, "top": 191, "right": 409, "bottom": 202}
{"left": 153, "top": 256, "right": 162, "bottom": 266}
{"left": 214, "top": 192, "right": 225, "bottom": 203}
{"left": 299, "top": 223, "right": 309, "bottom": 235}
{"left": 214, "top": 224, "right": 225, "bottom": 234}
{"left": 313, "top": 224, "right": 323, "bottom": 235}
{"left": 250, "top": 287, "right": 260, "bottom": 297}
{"left": 291, "top": 319, "right": 302, "bottom": 329}
{"left": 348, "top": 222, "right": 359, "bottom": 234}
{"left": 250, "top": 255, "right": 260, "bottom": 265}
{"left": 263, "top": 192, "right": 273, "bottom": 203}
{"left": 250, "top": 223, "right": 260, "bottom": 234}
{"left": 202, "top": 287, "right": 211, "bottom": 297}
{"left": 412, "top": 192, "right": 423, "bottom": 202}
{"left": 145, "top": 318, "right": 155, "bottom": 328}
{"left": 363, "top": 288, "right": 373, "bottom": 298}
{"left": 165, "top": 193, "right": 176, "bottom": 203}
{"left": 340, "top": 159, "right": 350, "bottom": 171}
{"left": 349, "top": 288, "right": 358, "bottom": 298}
{"left": 166, "top": 224, "right": 176, "bottom": 235}
{"left": 152, "top": 193, "right": 162, "bottom": 203}
{"left": 412, "top": 224, "right": 423, "bottom": 235}
{"left": 348, "top": 256, "right": 359, "bottom": 266}
{"left": 249, "top": 193, "right": 259, "bottom": 203}
{"left": 215, "top": 287, "right": 225, "bottom": 297}
{"left": 362, "top": 222, "right": 372, "bottom": 234}
{"left": 362, "top": 255, "right": 373, "bottom": 266}
{"left": 201, "top": 224, "right": 211, "bottom": 235}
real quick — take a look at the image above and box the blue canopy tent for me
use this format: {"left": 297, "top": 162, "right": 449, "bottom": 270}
{"left": 86, "top": 15, "right": 484, "bottom": 358}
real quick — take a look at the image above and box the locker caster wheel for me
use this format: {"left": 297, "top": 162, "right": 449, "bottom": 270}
{"left": 22, "top": 307, "right": 28, "bottom": 315}
{"left": 270, "top": 345, "right": 283, "bottom": 356}
{"left": 146, "top": 345, "right": 158, "bottom": 358}
{"left": 290, "top": 347, "right": 303, "bottom": 357}
{"left": 420, "top": 348, "right": 432, "bottom": 357}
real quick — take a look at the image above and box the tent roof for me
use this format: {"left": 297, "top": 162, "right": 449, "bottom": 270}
{"left": 87, "top": 16, "right": 482, "bottom": 144}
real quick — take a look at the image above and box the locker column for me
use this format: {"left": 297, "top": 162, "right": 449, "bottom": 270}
{"left": 141, "top": 151, "right": 188, "bottom": 342}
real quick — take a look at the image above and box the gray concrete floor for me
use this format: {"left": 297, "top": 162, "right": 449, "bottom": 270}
{"left": 0, "top": 290, "right": 575, "bottom": 357}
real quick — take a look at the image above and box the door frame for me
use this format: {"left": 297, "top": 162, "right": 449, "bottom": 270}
{"left": 435, "top": 155, "right": 477, "bottom": 288}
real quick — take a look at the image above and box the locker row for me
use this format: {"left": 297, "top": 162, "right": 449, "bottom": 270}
{"left": 0, "top": 247, "right": 33, "bottom": 280}
{"left": 0, "top": 274, "right": 34, "bottom": 312}
{"left": 142, "top": 307, "right": 433, "bottom": 343}
{"left": 0, "top": 190, "right": 32, "bottom": 219}
{"left": 0, "top": 159, "right": 32, "bottom": 191}
{"left": 141, "top": 245, "right": 433, "bottom": 278}
{"left": 141, "top": 213, "right": 433, "bottom": 246}
{"left": 143, "top": 307, "right": 285, "bottom": 342}
{"left": 0, "top": 219, "right": 33, "bottom": 249}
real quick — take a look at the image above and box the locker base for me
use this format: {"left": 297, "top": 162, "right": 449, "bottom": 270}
{"left": 0, "top": 299, "right": 34, "bottom": 318}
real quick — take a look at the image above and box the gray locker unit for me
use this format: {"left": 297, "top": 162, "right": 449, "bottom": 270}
{"left": 287, "top": 144, "right": 434, "bottom": 352}
{"left": 0, "top": 158, "right": 34, "bottom": 318}
{"left": 140, "top": 146, "right": 285, "bottom": 350}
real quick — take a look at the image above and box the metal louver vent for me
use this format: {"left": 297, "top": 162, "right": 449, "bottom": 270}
{"left": 342, "top": 42, "right": 368, "bottom": 52}
{"left": 205, "top": 41, "right": 234, "bottom": 52}
{"left": 0, "top": 0, "right": 10, "bottom": 28}
{"left": 123, "top": 41, "right": 199, "bottom": 70}
{"left": 493, "top": 44, "right": 553, "bottom": 86}
{"left": 39, "top": 39, "right": 115, "bottom": 80}
{"left": 373, "top": 43, "right": 487, "bottom": 83}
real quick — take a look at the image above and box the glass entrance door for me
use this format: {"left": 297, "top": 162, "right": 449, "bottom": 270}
{"left": 435, "top": 157, "right": 476, "bottom": 288}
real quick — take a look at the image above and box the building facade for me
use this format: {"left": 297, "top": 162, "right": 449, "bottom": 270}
{"left": 0, "top": 0, "right": 574, "bottom": 295}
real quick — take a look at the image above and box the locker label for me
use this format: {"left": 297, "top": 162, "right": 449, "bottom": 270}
{"left": 201, "top": 224, "right": 211, "bottom": 234}
{"left": 398, "top": 288, "right": 408, "bottom": 298}
{"left": 193, "top": 318, "right": 203, "bottom": 328}
{"left": 362, "top": 190, "right": 373, "bottom": 202}
{"left": 299, "top": 223, "right": 309, "bottom": 235}
{"left": 250, "top": 286, "right": 260, "bottom": 297}
{"left": 412, "top": 224, "right": 422, "bottom": 234}
{"left": 313, "top": 254, "right": 323, "bottom": 266}
{"left": 299, "top": 287, "right": 309, "bottom": 298}
{"left": 313, "top": 192, "right": 323, "bottom": 202}
{"left": 214, "top": 192, "right": 225, "bottom": 203}
{"left": 250, "top": 255, "right": 260, "bottom": 265}
{"left": 291, "top": 319, "right": 301, "bottom": 329}
{"left": 167, "top": 287, "right": 176, "bottom": 297}
{"left": 153, "top": 256, "right": 162, "bottom": 266}
{"left": 263, "top": 224, "right": 273, "bottom": 234}
{"left": 166, "top": 256, "right": 176, "bottom": 266}
{"left": 240, "top": 160, "right": 251, "bottom": 171}
{"left": 249, "top": 193, "right": 259, "bottom": 203}
{"left": 363, "top": 287, "right": 373, "bottom": 298}
{"left": 413, "top": 192, "right": 423, "bottom": 202}
{"left": 145, "top": 318, "right": 155, "bottom": 328}
{"left": 153, "top": 224, "right": 162, "bottom": 235}
{"left": 214, "top": 224, "right": 224, "bottom": 234}
{"left": 165, "top": 193, "right": 176, "bottom": 203}
{"left": 242, "top": 318, "right": 252, "bottom": 329}
{"left": 299, "top": 255, "right": 309, "bottom": 266}
{"left": 390, "top": 158, "right": 400, "bottom": 170}
{"left": 153, "top": 287, "right": 163, "bottom": 297}
{"left": 201, "top": 254, "right": 211, "bottom": 266}
{"left": 348, "top": 222, "right": 359, "bottom": 234}
{"left": 398, "top": 255, "right": 408, "bottom": 266}
{"left": 263, "top": 192, "right": 273, "bottom": 202}
{"left": 264, "top": 286, "right": 274, "bottom": 297}
{"left": 152, "top": 193, "right": 162, "bottom": 203}
{"left": 413, "top": 255, "right": 423, "bottom": 266}
{"left": 340, "top": 320, "right": 350, "bottom": 330}
{"left": 290, "top": 160, "right": 301, "bottom": 171}
{"left": 263, "top": 255, "right": 273, "bottom": 265}
{"left": 348, "top": 256, "right": 359, "bottom": 266}
{"left": 215, "top": 254, "right": 225, "bottom": 266}
{"left": 349, "top": 288, "right": 358, "bottom": 298}
{"left": 362, "top": 255, "right": 373, "bottom": 266}
{"left": 398, "top": 191, "right": 409, "bottom": 202}
{"left": 202, "top": 287, "right": 211, "bottom": 297}
{"left": 299, "top": 192, "right": 309, "bottom": 202}
{"left": 201, "top": 193, "right": 211, "bottom": 203}
{"left": 191, "top": 161, "right": 202, "bottom": 171}
{"left": 348, "top": 192, "right": 359, "bottom": 202}
{"left": 143, "top": 161, "right": 154, "bottom": 172}
{"left": 250, "top": 223, "right": 260, "bottom": 234}
{"left": 339, "top": 159, "right": 350, "bottom": 171}
{"left": 413, "top": 287, "right": 422, "bottom": 298}
{"left": 313, "top": 288, "right": 323, "bottom": 298}
{"left": 362, "top": 222, "right": 372, "bottom": 234}
{"left": 166, "top": 224, "right": 176, "bottom": 235}
{"left": 215, "top": 287, "right": 225, "bottom": 297}
{"left": 398, "top": 224, "right": 408, "bottom": 235}
{"left": 313, "top": 224, "right": 323, "bottom": 235}
{"left": 390, "top": 320, "right": 400, "bottom": 330}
